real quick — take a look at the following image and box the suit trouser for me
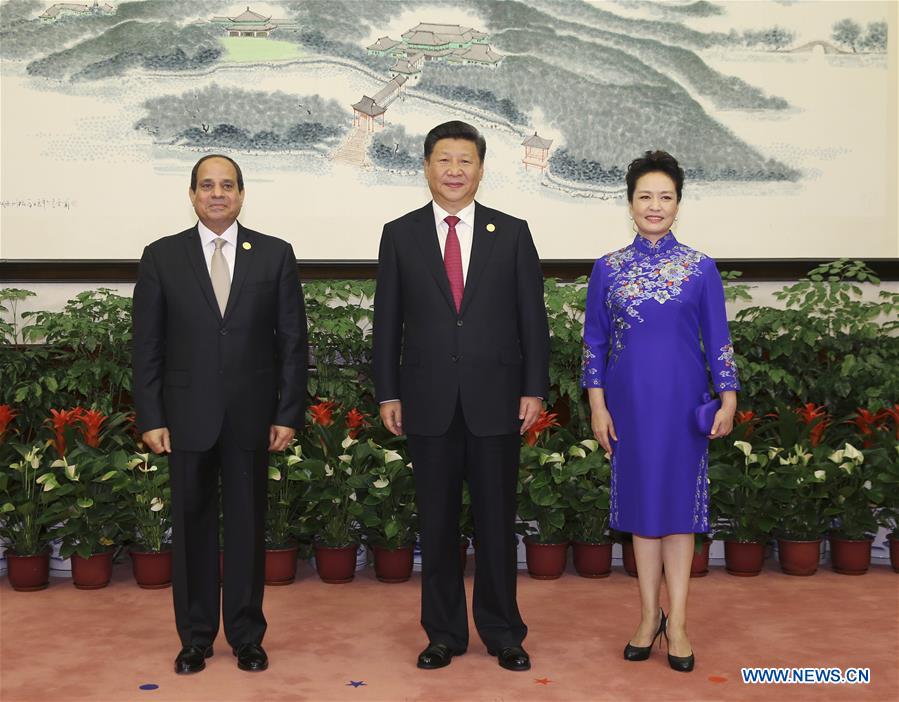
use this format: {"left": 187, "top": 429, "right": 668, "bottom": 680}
{"left": 169, "top": 428, "right": 268, "bottom": 649}
{"left": 406, "top": 399, "right": 526, "bottom": 652}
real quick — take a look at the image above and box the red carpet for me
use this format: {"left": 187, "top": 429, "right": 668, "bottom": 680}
{"left": 2, "top": 560, "right": 896, "bottom": 702}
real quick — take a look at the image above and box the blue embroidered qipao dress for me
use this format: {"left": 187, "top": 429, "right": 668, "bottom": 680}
{"left": 581, "top": 233, "right": 739, "bottom": 536}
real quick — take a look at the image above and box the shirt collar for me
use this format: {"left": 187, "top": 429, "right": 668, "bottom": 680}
{"left": 433, "top": 200, "right": 476, "bottom": 230}
{"left": 633, "top": 231, "right": 677, "bottom": 256}
{"left": 197, "top": 220, "right": 238, "bottom": 249}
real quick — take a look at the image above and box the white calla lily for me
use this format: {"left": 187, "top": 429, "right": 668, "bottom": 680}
{"left": 324, "top": 464, "right": 334, "bottom": 477}
{"left": 580, "top": 439, "right": 599, "bottom": 452}
{"left": 373, "top": 478, "right": 389, "bottom": 489}
{"left": 813, "top": 470, "right": 826, "bottom": 480}
{"left": 150, "top": 497, "right": 165, "bottom": 512}
{"left": 341, "top": 435, "right": 358, "bottom": 449}
{"left": 842, "top": 443, "right": 863, "bottom": 462}
{"left": 384, "top": 450, "right": 403, "bottom": 464}
{"left": 733, "top": 440, "right": 752, "bottom": 457}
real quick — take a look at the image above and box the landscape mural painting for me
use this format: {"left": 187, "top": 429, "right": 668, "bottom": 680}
{"left": 0, "top": 0, "right": 895, "bottom": 260}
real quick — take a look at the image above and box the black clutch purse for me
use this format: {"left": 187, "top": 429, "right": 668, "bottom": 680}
{"left": 695, "top": 393, "right": 721, "bottom": 435}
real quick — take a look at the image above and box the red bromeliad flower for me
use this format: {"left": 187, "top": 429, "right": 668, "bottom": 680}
{"left": 308, "top": 400, "right": 337, "bottom": 427}
{"left": 524, "top": 410, "right": 560, "bottom": 447}
{"left": 795, "top": 403, "right": 830, "bottom": 447}
{"left": 734, "top": 410, "right": 758, "bottom": 436}
{"left": 346, "top": 408, "right": 367, "bottom": 439}
{"left": 848, "top": 408, "right": 888, "bottom": 447}
{"left": 78, "top": 409, "right": 108, "bottom": 448}
{"left": 0, "top": 404, "right": 18, "bottom": 441}
{"left": 878, "top": 404, "right": 899, "bottom": 440}
{"left": 47, "top": 407, "right": 85, "bottom": 457}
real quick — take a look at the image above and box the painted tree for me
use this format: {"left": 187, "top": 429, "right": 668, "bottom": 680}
{"left": 860, "top": 21, "right": 888, "bottom": 52}
{"left": 832, "top": 18, "right": 863, "bottom": 53}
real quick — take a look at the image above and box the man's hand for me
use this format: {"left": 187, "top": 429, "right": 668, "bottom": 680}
{"left": 518, "top": 396, "right": 543, "bottom": 435}
{"left": 380, "top": 400, "right": 403, "bottom": 436}
{"left": 142, "top": 427, "right": 171, "bottom": 454}
{"left": 268, "top": 425, "right": 295, "bottom": 452}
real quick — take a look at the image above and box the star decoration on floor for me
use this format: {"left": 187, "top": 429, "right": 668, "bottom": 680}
{"left": 535, "top": 677, "right": 552, "bottom": 685}
{"left": 346, "top": 681, "right": 367, "bottom": 688}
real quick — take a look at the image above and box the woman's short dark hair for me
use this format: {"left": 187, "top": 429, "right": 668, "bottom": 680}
{"left": 190, "top": 154, "right": 245, "bottom": 192}
{"left": 625, "top": 150, "right": 684, "bottom": 202}
{"left": 424, "top": 121, "right": 487, "bottom": 162}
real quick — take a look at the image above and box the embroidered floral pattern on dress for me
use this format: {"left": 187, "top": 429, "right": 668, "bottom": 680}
{"left": 609, "top": 452, "right": 620, "bottom": 528}
{"left": 691, "top": 452, "right": 709, "bottom": 531}
{"left": 582, "top": 344, "right": 602, "bottom": 386}
{"left": 715, "top": 343, "right": 740, "bottom": 390}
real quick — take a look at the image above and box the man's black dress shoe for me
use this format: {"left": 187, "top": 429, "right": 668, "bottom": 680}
{"left": 232, "top": 643, "right": 268, "bottom": 672}
{"left": 487, "top": 645, "right": 531, "bottom": 671}
{"left": 416, "top": 643, "right": 465, "bottom": 670}
{"left": 174, "top": 645, "right": 213, "bottom": 674}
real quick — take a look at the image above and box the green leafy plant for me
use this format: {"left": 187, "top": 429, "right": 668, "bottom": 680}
{"left": 357, "top": 440, "right": 417, "bottom": 549}
{"left": 517, "top": 430, "right": 577, "bottom": 543}
{"left": 766, "top": 443, "right": 840, "bottom": 540}
{"left": 0, "top": 443, "right": 67, "bottom": 555}
{"left": 53, "top": 446, "right": 128, "bottom": 559}
{"left": 562, "top": 439, "right": 611, "bottom": 543}
{"left": 543, "top": 277, "right": 590, "bottom": 437}
{"left": 710, "top": 439, "right": 776, "bottom": 543}
{"left": 296, "top": 401, "right": 367, "bottom": 547}
{"left": 266, "top": 441, "right": 310, "bottom": 548}
{"left": 826, "top": 443, "right": 881, "bottom": 540}
{"left": 118, "top": 452, "right": 171, "bottom": 552}
{"left": 730, "top": 260, "right": 899, "bottom": 417}
{"left": 304, "top": 280, "right": 376, "bottom": 411}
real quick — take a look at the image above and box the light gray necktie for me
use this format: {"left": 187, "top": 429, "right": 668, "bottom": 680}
{"left": 210, "top": 237, "right": 230, "bottom": 316}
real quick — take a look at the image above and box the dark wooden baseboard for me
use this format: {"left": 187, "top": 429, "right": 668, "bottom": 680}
{"left": 1, "top": 259, "right": 897, "bottom": 283}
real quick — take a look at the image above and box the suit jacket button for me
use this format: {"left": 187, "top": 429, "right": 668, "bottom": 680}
{"left": 451, "top": 354, "right": 458, "bottom": 362}
{"left": 456, "top": 320, "right": 463, "bottom": 327}
{"left": 220, "top": 328, "right": 228, "bottom": 335}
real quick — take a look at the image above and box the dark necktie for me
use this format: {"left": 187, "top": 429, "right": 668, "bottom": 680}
{"left": 443, "top": 215, "right": 463, "bottom": 312}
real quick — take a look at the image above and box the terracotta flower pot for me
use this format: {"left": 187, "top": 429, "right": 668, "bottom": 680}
{"left": 621, "top": 540, "right": 638, "bottom": 577}
{"left": 372, "top": 544, "right": 414, "bottom": 583}
{"left": 265, "top": 542, "right": 299, "bottom": 585}
{"left": 6, "top": 550, "right": 51, "bottom": 591}
{"left": 71, "top": 550, "right": 114, "bottom": 589}
{"left": 572, "top": 541, "right": 612, "bottom": 578}
{"left": 314, "top": 544, "right": 357, "bottom": 584}
{"left": 130, "top": 548, "right": 172, "bottom": 589}
{"left": 524, "top": 536, "right": 568, "bottom": 579}
{"left": 829, "top": 536, "right": 872, "bottom": 575}
{"left": 724, "top": 540, "right": 765, "bottom": 577}
{"left": 890, "top": 533, "right": 899, "bottom": 573}
{"left": 777, "top": 538, "right": 821, "bottom": 576}
{"left": 690, "top": 539, "right": 711, "bottom": 578}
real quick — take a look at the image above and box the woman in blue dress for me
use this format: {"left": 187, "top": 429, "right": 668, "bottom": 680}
{"left": 581, "top": 151, "right": 739, "bottom": 672}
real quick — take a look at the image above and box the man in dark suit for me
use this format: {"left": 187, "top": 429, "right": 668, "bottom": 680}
{"left": 373, "top": 121, "right": 550, "bottom": 672}
{"left": 132, "top": 155, "right": 307, "bottom": 675}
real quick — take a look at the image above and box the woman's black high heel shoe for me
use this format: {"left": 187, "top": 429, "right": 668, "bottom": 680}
{"left": 662, "top": 620, "right": 695, "bottom": 672}
{"left": 623, "top": 608, "right": 666, "bottom": 661}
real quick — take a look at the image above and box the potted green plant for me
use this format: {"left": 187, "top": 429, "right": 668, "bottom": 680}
{"left": 119, "top": 452, "right": 172, "bottom": 589}
{"left": 709, "top": 440, "right": 776, "bottom": 576}
{"left": 53, "top": 446, "right": 126, "bottom": 589}
{"left": 299, "top": 401, "right": 365, "bottom": 583}
{"left": 0, "top": 443, "right": 67, "bottom": 590}
{"left": 871, "top": 432, "right": 899, "bottom": 571}
{"left": 517, "top": 427, "right": 573, "bottom": 579}
{"left": 767, "top": 443, "right": 838, "bottom": 575}
{"left": 825, "top": 442, "right": 880, "bottom": 575}
{"left": 264, "top": 442, "right": 307, "bottom": 585}
{"left": 563, "top": 439, "right": 613, "bottom": 578}
{"left": 357, "top": 440, "right": 417, "bottom": 582}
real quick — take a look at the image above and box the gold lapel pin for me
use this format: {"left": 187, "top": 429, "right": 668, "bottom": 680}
{"left": 486, "top": 223, "right": 496, "bottom": 233}
{"left": 242, "top": 242, "right": 252, "bottom": 250}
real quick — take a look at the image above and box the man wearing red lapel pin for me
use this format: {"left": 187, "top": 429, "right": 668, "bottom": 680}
{"left": 132, "top": 155, "right": 308, "bottom": 675}
{"left": 373, "top": 121, "right": 550, "bottom": 671}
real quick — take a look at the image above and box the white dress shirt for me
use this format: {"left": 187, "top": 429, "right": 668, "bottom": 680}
{"left": 432, "top": 200, "right": 475, "bottom": 284}
{"left": 197, "top": 220, "right": 238, "bottom": 280}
